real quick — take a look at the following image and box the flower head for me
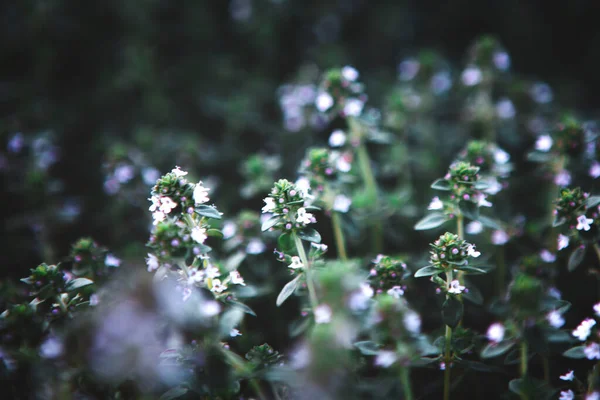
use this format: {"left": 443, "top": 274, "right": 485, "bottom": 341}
{"left": 193, "top": 182, "right": 210, "bottom": 204}
{"left": 576, "top": 214, "right": 594, "bottom": 231}
{"left": 191, "top": 227, "right": 207, "bottom": 244}
{"left": 558, "top": 234, "right": 570, "bottom": 250}
{"left": 296, "top": 207, "right": 314, "bottom": 225}
{"left": 428, "top": 196, "right": 444, "bottom": 210}
{"left": 535, "top": 135, "right": 553, "bottom": 152}
{"left": 546, "top": 310, "right": 565, "bottom": 328}
{"left": 261, "top": 197, "right": 276, "bottom": 213}
{"left": 229, "top": 271, "right": 245, "bottom": 286}
{"left": 288, "top": 256, "right": 303, "bottom": 269}
{"left": 146, "top": 253, "right": 159, "bottom": 272}
{"left": 210, "top": 279, "right": 227, "bottom": 293}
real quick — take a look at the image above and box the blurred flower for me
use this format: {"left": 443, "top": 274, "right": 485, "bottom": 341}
{"left": 210, "top": 279, "right": 227, "bottom": 293}
{"left": 314, "top": 304, "right": 332, "bottom": 324}
{"left": 404, "top": 311, "right": 421, "bottom": 334}
{"left": 555, "top": 170, "right": 571, "bottom": 186}
{"left": 431, "top": 71, "right": 452, "bottom": 94}
{"left": 333, "top": 195, "right": 352, "bottom": 213}
{"left": 375, "top": 350, "right": 398, "bottom": 367}
{"left": 142, "top": 167, "right": 160, "bottom": 185}
{"left": 535, "top": 135, "right": 553, "bottom": 152}
{"left": 590, "top": 162, "right": 600, "bottom": 179}
{"left": 546, "top": 310, "right": 565, "bottom": 328}
{"left": 343, "top": 98, "right": 364, "bottom": 116}
{"left": 428, "top": 196, "right": 443, "bottom": 210}
{"left": 7, "top": 132, "right": 24, "bottom": 153}
{"left": 585, "top": 342, "right": 600, "bottom": 360}
{"left": 114, "top": 164, "right": 135, "bottom": 183}
{"left": 594, "top": 302, "right": 600, "bottom": 317}
{"left": 329, "top": 130, "right": 347, "bottom": 147}
{"left": 530, "top": 83, "right": 553, "bottom": 104}
{"left": 40, "top": 336, "right": 64, "bottom": 359}
{"left": 191, "top": 227, "right": 207, "bottom": 244}
{"left": 341, "top": 66, "right": 359, "bottom": 81}
{"left": 461, "top": 66, "right": 482, "bottom": 86}
{"left": 387, "top": 286, "right": 404, "bottom": 298}
{"left": 558, "top": 234, "right": 569, "bottom": 250}
{"left": 246, "top": 238, "right": 266, "bottom": 254}
{"left": 467, "top": 244, "right": 480, "bottom": 257}
{"left": 496, "top": 99, "right": 515, "bottom": 119}
{"left": 316, "top": 92, "right": 334, "bottom": 112}
{"left": 491, "top": 230, "right": 509, "bottom": 245}
{"left": 229, "top": 271, "right": 245, "bottom": 286}
{"left": 105, "top": 254, "right": 121, "bottom": 268}
{"left": 398, "top": 59, "right": 420, "bottom": 81}
{"left": 573, "top": 318, "right": 596, "bottom": 341}
{"left": 486, "top": 322, "right": 505, "bottom": 343}
{"left": 466, "top": 221, "right": 483, "bottom": 235}
{"left": 540, "top": 249, "right": 556, "bottom": 262}
{"left": 560, "top": 370, "right": 574, "bottom": 381}
{"left": 146, "top": 253, "right": 159, "bottom": 272}
{"left": 559, "top": 390, "right": 574, "bottom": 400}
{"left": 493, "top": 51, "right": 510, "bottom": 71}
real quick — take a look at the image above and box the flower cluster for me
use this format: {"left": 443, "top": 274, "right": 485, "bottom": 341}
{"left": 456, "top": 140, "right": 511, "bottom": 194}
{"left": 428, "top": 232, "right": 480, "bottom": 272}
{"left": 369, "top": 254, "right": 410, "bottom": 296}
{"left": 222, "top": 210, "right": 268, "bottom": 255}
{"left": 261, "top": 179, "right": 317, "bottom": 232}
{"left": 316, "top": 66, "right": 366, "bottom": 118}
{"left": 240, "top": 153, "right": 281, "bottom": 198}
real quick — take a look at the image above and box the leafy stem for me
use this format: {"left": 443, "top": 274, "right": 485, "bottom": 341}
{"left": 331, "top": 211, "right": 348, "bottom": 261}
{"left": 399, "top": 364, "right": 413, "bottom": 400}
{"left": 443, "top": 268, "right": 454, "bottom": 400}
{"left": 293, "top": 232, "right": 319, "bottom": 312}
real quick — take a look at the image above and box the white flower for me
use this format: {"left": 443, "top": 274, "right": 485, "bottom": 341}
{"left": 428, "top": 196, "right": 444, "bottom": 210}
{"left": 535, "top": 135, "right": 553, "bottom": 152}
{"left": 314, "top": 304, "right": 332, "bottom": 324}
{"left": 288, "top": 256, "right": 303, "bottom": 269}
{"left": 403, "top": 311, "right": 421, "bottom": 334}
{"left": 246, "top": 238, "right": 266, "bottom": 254}
{"left": 230, "top": 328, "right": 242, "bottom": 337}
{"left": 105, "top": 254, "right": 121, "bottom": 267}
{"left": 295, "top": 178, "right": 311, "bottom": 197}
{"left": 594, "top": 302, "right": 600, "bottom": 317}
{"left": 329, "top": 130, "right": 347, "bottom": 147}
{"left": 467, "top": 244, "right": 480, "bottom": 258}
{"left": 387, "top": 286, "right": 404, "bottom": 298}
{"left": 546, "top": 310, "right": 565, "bottom": 328}
{"left": 89, "top": 294, "right": 99, "bottom": 306}
{"left": 486, "top": 322, "right": 505, "bottom": 343}
{"left": 343, "top": 98, "right": 364, "bottom": 117}
{"left": 188, "top": 269, "right": 204, "bottom": 284}
{"left": 204, "top": 265, "right": 221, "bottom": 279}
{"left": 229, "top": 271, "right": 245, "bottom": 286}
{"left": 461, "top": 66, "right": 482, "bottom": 86}
{"left": 539, "top": 249, "right": 556, "bottom": 263}
{"left": 146, "top": 253, "right": 159, "bottom": 272}
{"left": 296, "top": 207, "right": 314, "bottom": 225}
{"left": 159, "top": 196, "right": 178, "bottom": 214}
{"left": 555, "top": 170, "right": 571, "bottom": 186}
{"left": 210, "top": 279, "right": 227, "bottom": 293}
{"left": 148, "top": 195, "right": 161, "bottom": 212}
{"left": 333, "top": 195, "right": 352, "bottom": 213}
{"left": 360, "top": 283, "right": 374, "bottom": 298}
{"left": 573, "top": 318, "right": 597, "bottom": 341}
{"left": 491, "top": 230, "right": 509, "bottom": 245}
{"left": 475, "top": 193, "right": 493, "bottom": 208}
{"left": 577, "top": 215, "right": 594, "bottom": 231}
{"left": 466, "top": 221, "right": 484, "bottom": 235}
{"left": 262, "top": 197, "right": 276, "bottom": 213}
{"left": 191, "top": 226, "right": 207, "bottom": 244}
{"left": 559, "top": 390, "right": 574, "bottom": 400}
{"left": 587, "top": 392, "right": 600, "bottom": 400}
{"left": 341, "top": 66, "right": 359, "bottom": 81}
{"left": 448, "top": 280, "right": 465, "bottom": 294}
{"left": 311, "top": 242, "right": 328, "bottom": 252}
{"left": 558, "top": 234, "right": 570, "bottom": 250}
{"left": 348, "top": 283, "right": 374, "bottom": 311}
{"left": 201, "top": 300, "right": 221, "bottom": 317}
{"left": 316, "top": 92, "right": 334, "bottom": 112}
{"left": 585, "top": 342, "right": 600, "bottom": 360}
{"left": 590, "top": 162, "right": 600, "bottom": 179}
{"left": 493, "top": 148, "right": 511, "bottom": 164}
{"left": 560, "top": 370, "right": 575, "bottom": 381}
{"left": 375, "top": 350, "right": 398, "bottom": 367}
{"left": 193, "top": 182, "right": 210, "bottom": 204}
{"left": 171, "top": 166, "right": 188, "bottom": 177}
{"left": 335, "top": 153, "right": 352, "bottom": 172}
{"left": 484, "top": 177, "right": 503, "bottom": 195}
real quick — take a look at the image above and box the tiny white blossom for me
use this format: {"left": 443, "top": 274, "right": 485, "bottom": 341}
{"left": 188, "top": 269, "right": 204, "bottom": 284}
{"left": 590, "top": 162, "right": 600, "bottom": 179}
{"left": 205, "top": 265, "right": 221, "bottom": 279}
{"left": 577, "top": 215, "right": 594, "bottom": 231}
{"left": 201, "top": 300, "right": 221, "bottom": 317}
{"left": 555, "top": 170, "right": 571, "bottom": 186}
{"left": 105, "top": 254, "right": 121, "bottom": 268}
{"left": 535, "top": 135, "right": 553, "bottom": 152}
{"left": 210, "top": 279, "right": 227, "bottom": 293}
{"left": 594, "top": 302, "right": 600, "bottom": 317}
{"left": 559, "top": 390, "right": 574, "bottom": 400}
{"left": 295, "top": 177, "right": 311, "bottom": 197}
{"left": 467, "top": 244, "right": 480, "bottom": 258}
{"left": 171, "top": 166, "right": 188, "bottom": 177}
{"left": 341, "top": 66, "right": 359, "bottom": 81}
{"left": 374, "top": 350, "right": 398, "bottom": 367}
{"left": 558, "top": 234, "right": 570, "bottom": 250}
{"left": 486, "top": 322, "right": 505, "bottom": 343}
{"left": 484, "top": 177, "right": 503, "bottom": 195}
{"left": 246, "top": 238, "right": 266, "bottom": 254}
{"left": 333, "top": 195, "right": 352, "bottom": 213}
{"left": 573, "top": 318, "right": 597, "bottom": 341}
{"left": 296, "top": 207, "right": 314, "bottom": 225}
{"left": 560, "top": 370, "right": 575, "bottom": 381}
{"left": 475, "top": 193, "right": 493, "bottom": 208}
{"left": 491, "top": 230, "right": 509, "bottom": 245}
{"left": 146, "top": 253, "right": 159, "bottom": 272}
{"left": 222, "top": 221, "right": 237, "bottom": 239}
{"left": 191, "top": 226, "right": 207, "bottom": 244}
{"left": 152, "top": 210, "right": 165, "bottom": 225}
{"left": 261, "top": 197, "right": 276, "bottom": 213}
{"left": 229, "top": 271, "right": 245, "bottom": 286}
{"left": 493, "top": 148, "right": 510, "bottom": 164}
{"left": 461, "top": 66, "right": 482, "bottom": 86}
{"left": 387, "top": 286, "right": 404, "bottom": 298}
{"left": 311, "top": 242, "right": 328, "bottom": 252}
{"left": 159, "top": 196, "right": 178, "bottom": 214}
{"left": 193, "top": 182, "right": 210, "bottom": 204}
{"left": 428, "top": 196, "right": 444, "bottom": 210}
{"left": 288, "top": 256, "right": 303, "bottom": 269}
{"left": 314, "top": 304, "right": 332, "bottom": 324}
{"left": 343, "top": 98, "right": 364, "bottom": 117}
{"left": 403, "top": 311, "right": 421, "bottom": 334}
{"left": 546, "top": 310, "right": 565, "bottom": 328}
{"left": 585, "top": 342, "right": 600, "bottom": 360}
{"left": 336, "top": 154, "right": 352, "bottom": 172}
{"left": 539, "top": 249, "right": 556, "bottom": 263}
{"left": 329, "top": 130, "right": 347, "bottom": 147}
{"left": 316, "top": 92, "right": 334, "bottom": 112}
{"left": 230, "top": 328, "right": 242, "bottom": 337}
{"left": 466, "top": 221, "right": 484, "bottom": 235}
{"left": 448, "top": 280, "right": 465, "bottom": 294}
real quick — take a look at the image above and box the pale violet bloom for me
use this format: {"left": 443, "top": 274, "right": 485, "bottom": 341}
{"left": 329, "top": 129, "right": 347, "bottom": 147}
{"left": 314, "top": 304, "right": 332, "bottom": 324}
{"left": 546, "top": 310, "right": 565, "bottom": 328}
{"left": 288, "top": 256, "right": 303, "bottom": 269}
{"left": 540, "top": 249, "right": 556, "bottom": 263}
{"left": 193, "top": 182, "right": 210, "bottom": 204}
{"left": 555, "top": 170, "right": 571, "bottom": 186}
{"left": 486, "top": 322, "right": 505, "bottom": 343}
{"left": 495, "top": 99, "right": 516, "bottom": 120}
{"left": 403, "top": 311, "right": 421, "bottom": 334}
{"left": 171, "top": 166, "right": 188, "bottom": 177}
{"left": 535, "top": 135, "right": 553, "bottom": 152}
{"left": 493, "top": 148, "right": 511, "bottom": 164}
{"left": 222, "top": 221, "right": 237, "bottom": 239}
{"left": 594, "top": 302, "right": 600, "bottom": 317}
{"left": 428, "top": 196, "right": 444, "bottom": 210}
{"left": 348, "top": 283, "right": 374, "bottom": 311}
{"left": 201, "top": 300, "right": 221, "bottom": 317}
{"left": 343, "top": 98, "right": 364, "bottom": 117}
{"left": 40, "top": 336, "right": 64, "bottom": 359}
{"left": 229, "top": 271, "right": 245, "bottom": 286}
{"left": 398, "top": 59, "right": 420, "bottom": 81}
{"left": 375, "top": 350, "right": 398, "bottom": 367}
{"left": 560, "top": 370, "right": 575, "bottom": 381}
{"left": 461, "top": 66, "right": 482, "bottom": 86}
{"left": 246, "top": 238, "right": 266, "bottom": 254}
{"left": 316, "top": 92, "right": 334, "bottom": 112}
{"left": 484, "top": 177, "right": 503, "bottom": 195}
{"left": 590, "top": 162, "right": 600, "bottom": 179}
{"left": 146, "top": 253, "right": 159, "bottom": 272}
{"left": 475, "top": 193, "right": 493, "bottom": 208}
{"left": 387, "top": 286, "right": 404, "bottom": 298}
{"left": 430, "top": 71, "right": 452, "bottom": 94}
{"left": 467, "top": 244, "right": 480, "bottom": 258}
{"left": 89, "top": 294, "right": 99, "bottom": 306}
{"left": 587, "top": 392, "right": 600, "bottom": 400}
{"left": 210, "top": 279, "right": 227, "bottom": 293}
{"left": 466, "top": 221, "right": 484, "bottom": 235}
{"left": 335, "top": 154, "right": 352, "bottom": 172}
{"left": 296, "top": 207, "right": 314, "bottom": 225}
{"left": 573, "top": 318, "right": 597, "bottom": 341}
{"left": 491, "top": 230, "right": 509, "bottom": 245}
{"left": 585, "top": 342, "right": 600, "bottom": 360}
{"left": 559, "top": 390, "right": 574, "bottom": 400}
{"left": 341, "top": 66, "right": 359, "bottom": 81}
{"left": 493, "top": 52, "right": 510, "bottom": 70}
{"left": 114, "top": 164, "right": 135, "bottom": 183}
{"left": 448, "top": 280, "right": 465, "bottom": 294}
{"left": 230, "top": 328, "right": 242, "bottom": 337}
{"left": 262, "top": 197, "right": 276, "bottom": 213}
{"left": 105, "top": 254, "right": 121, "bottom": 268}
{"left": 333, "top": 194, "right": 352, "bottom": 213}
{"left": 360, "top": 283, "right": 374, "bottom": 298}
{"left": 191, "top": 227, "right": 207, "bottom": 244}
{"left": 558, "top": 234, "right": 570, "bottom": 250}
{"left": 530, "top": 82, "right": 553, "bottom": 104}
{"left": 142, "top": 167, "right": 160, "bottom": 185}
{"left": 577, "top": 215, "right": 594, "bottom": 231}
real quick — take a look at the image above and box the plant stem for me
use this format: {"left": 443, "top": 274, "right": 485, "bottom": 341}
{"left": 593, "top": 243, "right": 600, "bottom": 264}
{"left": 520, "top": 340, "right": 528, "bottom": 378}
{"left": 456, "top": 213, "right": 464, "bottom": 240}
{"left": 249, "top": 379, "right": 268, "bottom": 400}
{"left": 399, "top": 365, "right": 413, "bottom": 400}
{"left": 293, "top": 233, "right": 319, "bottom": 311}
{"left": 542, "top": 355, "right": 550, "bottom": 383}
{"left": 443, "top": 324, "right": 452, "bottom": 400}
{"left": 331, "top": 211, "right": 348, "bottom": 260}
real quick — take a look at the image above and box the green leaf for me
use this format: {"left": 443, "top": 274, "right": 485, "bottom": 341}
{"left": 277, "top": 232, "right": 294, "bottom": 253}
{"left": 459, "top": 200, "right": 479, "bottom": 220}
{"left": 261, "top": 215, "right": 280, "bottom": 231}
{"left": 206, "top": 228, "right": 223, "bottom": 238}
{"left": 442, "top": 296, "right": 463, "bottom": 329}
{"left": 527, "top": 151, "right": 552, "bottom": 163}
{"left": 455, "top": 265, "right": 488, "bottom": 275}
{"left": 298, "top": 228, "right": 321, "bottom": 243}
{"left": 431, "top": 179, "right": 451, "bottom": 190}
{"left": 552, "top": 215, "right": 566, "bottom": 228}
{"left": 563, "top": 346, "right": 587, "bottom": 359}
{"left": 225, "top": 300, "right": 257, "bottom": 316}
{"left": 568, "top": 246, "right": 586, "bottom": 272}
{"left": 462, "top": 284, "right": 483, "bottom": 305}
{"left": 414, "top": 265, "right": 441, "bottom": 278}
{"left": 354, "top": 341, "right": 381, "bottom": 355}
{"left": 289, "top": 317, "right": 311, "bottom": 337}
{"left": 480, "top": 340, "right": 515, "bottom": 359}
{"left": 195, "top": 205, "right": 222, "bottom": 219}
{"left": 455, "top": 359, "right": 499, "bottom": 373}
{"left": 159, "top": 387, "right": 189, "bottom": 400}
{"left": 545, "top": 329, "right": 572, "bottom": 343}
{"left": 473, "top": 181, "right": 490, "bottom": 190}
{"left": 276, "top": 275, "right": 301, "bottom": 306}
{"left": 219, "top": 308, "right": 244, "bottom": 337}
{"left": 66, "top": 278, "right": 94, "bottom": 292}
{"left": 477, "top": 215, "right": 503, "bottom": 230}
{"left": 587, "top": 196, "right": 600, "bottom": 208}
{"left": 414, "top": 213, "right": 449, "bottom": 230}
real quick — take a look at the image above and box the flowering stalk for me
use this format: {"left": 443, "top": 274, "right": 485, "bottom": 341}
{"left": 443, "top": 268, "right": 454, "bottom": 400}
{"left": 520, "top": 341, "right": 528, "bottom": 400}
{"left": 293, "top": 233, "right": 319, "bottom": 311}
{"left": 399, "top": 365, "right": 413, "bottom": 400}
{"left": 331, "top": 211, "right": 348, "bottom": 260}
